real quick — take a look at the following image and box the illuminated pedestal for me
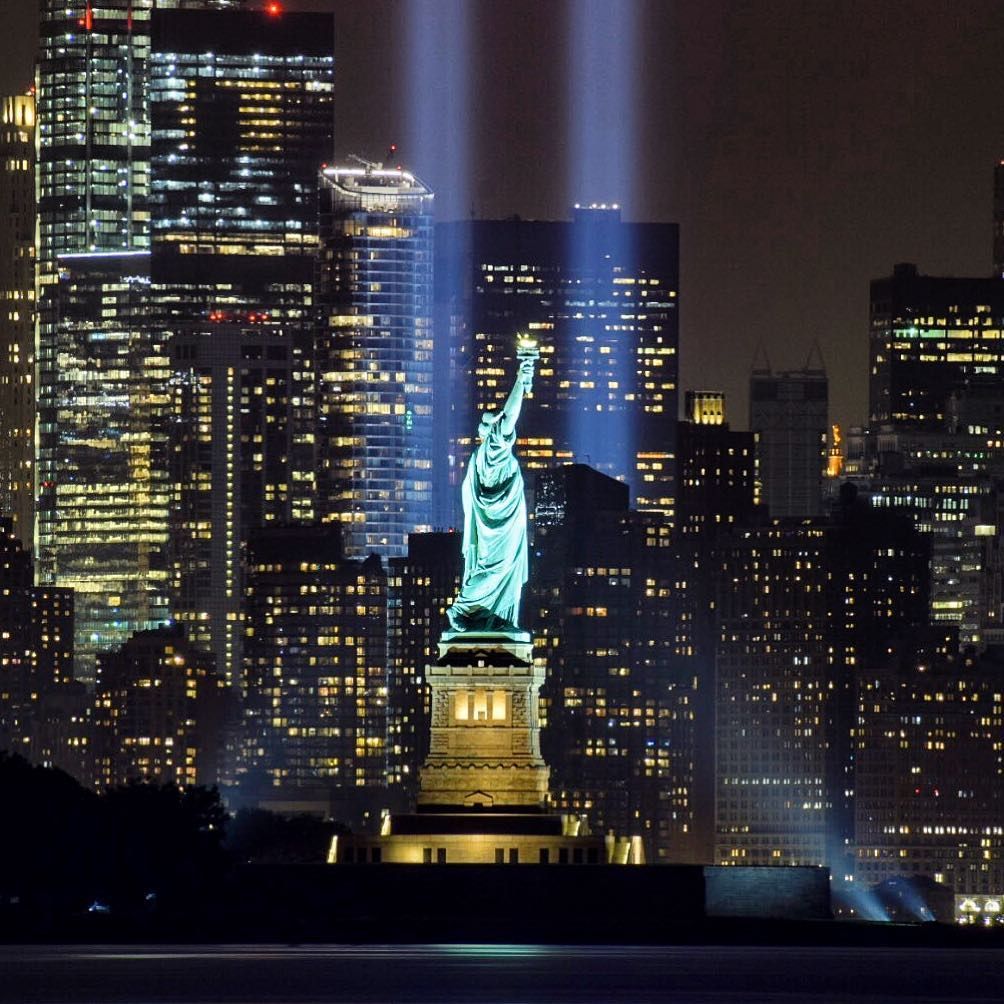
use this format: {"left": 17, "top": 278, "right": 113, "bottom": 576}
{"left": 418, "top": 633, "right": 549, "bottom": 808}
{"left": 331, "top": 633, "right": 639, "bottom": 864}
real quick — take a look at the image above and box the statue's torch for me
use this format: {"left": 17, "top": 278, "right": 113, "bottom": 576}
{"left": 516, "top": 335, "right": 540, "bottom": 394}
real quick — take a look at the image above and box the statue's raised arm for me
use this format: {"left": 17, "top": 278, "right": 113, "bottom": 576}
{"left": 446, "top": 340, "right": 539, "bottom": 637}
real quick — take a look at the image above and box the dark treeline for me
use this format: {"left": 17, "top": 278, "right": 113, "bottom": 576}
{"left": 0, "top": 752, "right": 341, "bottom": 936}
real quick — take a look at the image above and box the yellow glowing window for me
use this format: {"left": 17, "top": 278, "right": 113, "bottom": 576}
{"left": 473, "top": 689, "right": 488, "bottom": 721}
{"left": 454, "top": 692, "right": 469, "bottom": 721}
{"left": 492, "top": 690, "right": 507, "bottom": 721}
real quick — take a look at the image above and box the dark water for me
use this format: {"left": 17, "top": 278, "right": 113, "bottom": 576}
{"left": 0, "top": 944, "right": 1001, "bottom": 1003}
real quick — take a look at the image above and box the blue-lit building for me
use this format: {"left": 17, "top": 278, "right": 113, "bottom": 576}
{"left": 316, "top": 165, "right": 434, "bottom": 560}
{"left": 435, "top": 209, "right": 679, "bottom": 527}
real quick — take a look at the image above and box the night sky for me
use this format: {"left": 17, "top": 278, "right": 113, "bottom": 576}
{"left": 4, "top": 0, "right": 1004, "bottom": 432}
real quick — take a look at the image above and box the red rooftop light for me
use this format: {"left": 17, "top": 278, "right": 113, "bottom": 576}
{"left": 266, "top": 1, "right": 283, "bottom": 16}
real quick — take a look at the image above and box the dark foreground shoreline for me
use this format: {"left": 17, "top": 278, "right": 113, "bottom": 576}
{"left": 3, "top": 863, "right": 1002, "bottom": 949}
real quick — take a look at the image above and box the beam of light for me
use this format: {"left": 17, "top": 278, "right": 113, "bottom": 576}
{"left": 404, "top": 0, "right": 471, "bottom": 221}
{"left": 405, "top": 0, "right": 471, "bottom": 530}
{"left": 840, "top": 886, "right": 892, "bottom": 923}
{"left": 566, "top": 0, "right": 640, "bottom": 494}
{"left": 568, "top": 0, "right": 638, "bottom": 214}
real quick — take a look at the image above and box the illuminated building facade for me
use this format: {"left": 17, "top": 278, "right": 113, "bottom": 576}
{"left": 676, "top": 391, "right": 757, "bottom": 859}
{"left": 36, "top": 252, "right": 170, "bottom": 685}
{"left": 676, "top": 391, "right": 757, "bottom": 542}
{"left": 865, "top": 472, "right": 1000, "bottom": 648}
{"left": 714, "top": 498, "right": 929, "bottom": 875}
{"left": 435, "top": 211, "right": 679, "bottom": 526}
{"left": 37, "top": 0, "right": 150, "bottom": 277}
{"left": 92, "top": 623, "right": 228, "bottom": 789}
{"left": 0, "top": 518, "right": 74, "bottom": 763}
{"left": 149, "top": 5, "right": 333, "bottom": 320}
{"left": 531, "top": 465, "right": 698, "bottom": 863}
{"left": 240, "top": 526, "right": 388, "bottom": 819}
{"left": 854, "top": 640, "right": 1004, "bottom": 897}
{"left": 0, "top": 95, "right": 36, "bottom": 552}
{"left": 845, "top": 379, "right": 1004, "bottom": 649}
{"left": 749, "top": 358, "right": 827, "bottom": 518}
{"left": 386, "top": 531, "right": 463, "bottom": 797}
{"left": 869, "top": 263, "right": 1004, "bottom": 429}
{"left": 168, "top": 319, "right": 315, "bottom": 684}
{"left": 316, "top": 165, "right": 434, "bottom": 560}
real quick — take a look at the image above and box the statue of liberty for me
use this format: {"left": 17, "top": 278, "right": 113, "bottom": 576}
{"left": 446, "top": 340, "right": 539, "bottom": 636}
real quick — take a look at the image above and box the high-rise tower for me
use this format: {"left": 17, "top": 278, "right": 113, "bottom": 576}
{"left": 169, "top": 318, "right": 315, "bottom": 684}
{"left": 316, "top": 165, "right": 434, "bottom": 560}
{"left": 35, "top": 251, "right": 169, "bottom": 684}
{"left": 749, "top": 358, "right": 828, "bottom": 518}
{"left": 36, "top": 0, "right": 150, "bottom": 275}
{"left": 0, "top": 94, "right": 36, "bottom": 551}
{"left": 869, "top": 263, "right": 1004, "bottom": 429}
{"left": 149, "top": 5, "right": 333, "bottom": 320}
{"left": 36, "top": 1, "right": 159, "bottom": 682}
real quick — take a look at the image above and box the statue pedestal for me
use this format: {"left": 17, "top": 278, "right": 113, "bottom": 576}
{"left": 417, "top": 632, "right": 549, "bottom": 809}
{"left": 328, "top": 630, "right": 637, "bottom": 864}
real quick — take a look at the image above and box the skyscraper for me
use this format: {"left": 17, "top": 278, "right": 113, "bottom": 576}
{"left": 92, "top": 623, "right": 229, "bottom": 789}
{"left": 675, "top": 390, "right": 757, "bottom": 860}
{"left": 531, "top": 465, "right": 697, "bottom": 863}
{"left": 713, "top": 496, "right": 929, "bottom": 875}
{"left": 149, "top": 5, "right": 333, "bottom": 320}
{"left": 316, "top": 164, "right": 434, "bottom": 560}
{"left": 749, "top": 357, "right": 828, "bottom": 518}
{"left": 436, "top": 211, "right": 679, "bottom": 523}
{"left": 869, "top": 263, "right": 1004, "bottom": 429}
{"left": 0, "top": 518, "right": 74, "bottom": 764}
{"left": 36, "top": 0, "right": 150, "bottom": 275}
{"left": 168, "top": 317, "right": 315, "bottom": 684}
{"left": 854, "top": 638, "right": 1004, "bottom": 898}
{"left": 240, "top": 525, "right": 388, "bottom": 821}
{"left": 150, "top": 5, "right": 332, "bottom": 681}
{"left": 0, "top": 94, "right": 36, "bottom": 551}
{"left": 35, "top": 252, "right": 170, "bottom": 684}
{"left": 36, "top": 1, "right": 158, "bottom": 682}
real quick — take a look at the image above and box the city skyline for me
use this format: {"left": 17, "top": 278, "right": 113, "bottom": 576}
{"left": 3, "top": 0, "right": 1004, "bottom": 945}
{"left": 6, "top": 1, "right": 1004, "bottom": 433}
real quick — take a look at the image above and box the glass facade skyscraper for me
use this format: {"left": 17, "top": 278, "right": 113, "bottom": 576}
{"left": 37, "top": 0, "right": 150, "bottom": 275}
{"left": 149, "top": 6, "right": 333, "bottom": 318}
{"left": 36, "top": 2, "right": 157, "bottom": 682}
{"left": 316, "top": 165, "right": 434, "bottom": 560}
{"left": 36, "top": 251, "right": 170, "bottom": 684}
{"left": 151, "top": 6, "right": 333, "bottom": 682}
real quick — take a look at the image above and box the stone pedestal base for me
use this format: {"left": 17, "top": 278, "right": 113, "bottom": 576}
{"left": 418, "top": 632, "right": 549, "bottom": 809}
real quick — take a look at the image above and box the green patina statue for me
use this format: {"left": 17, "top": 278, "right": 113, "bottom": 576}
{"left": 446, "top": 340, "right": 539, "bottom": 636}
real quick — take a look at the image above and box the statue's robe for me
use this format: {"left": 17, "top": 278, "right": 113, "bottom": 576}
{"left": 447, "top": 418, "right": 527, "bottom": 632}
